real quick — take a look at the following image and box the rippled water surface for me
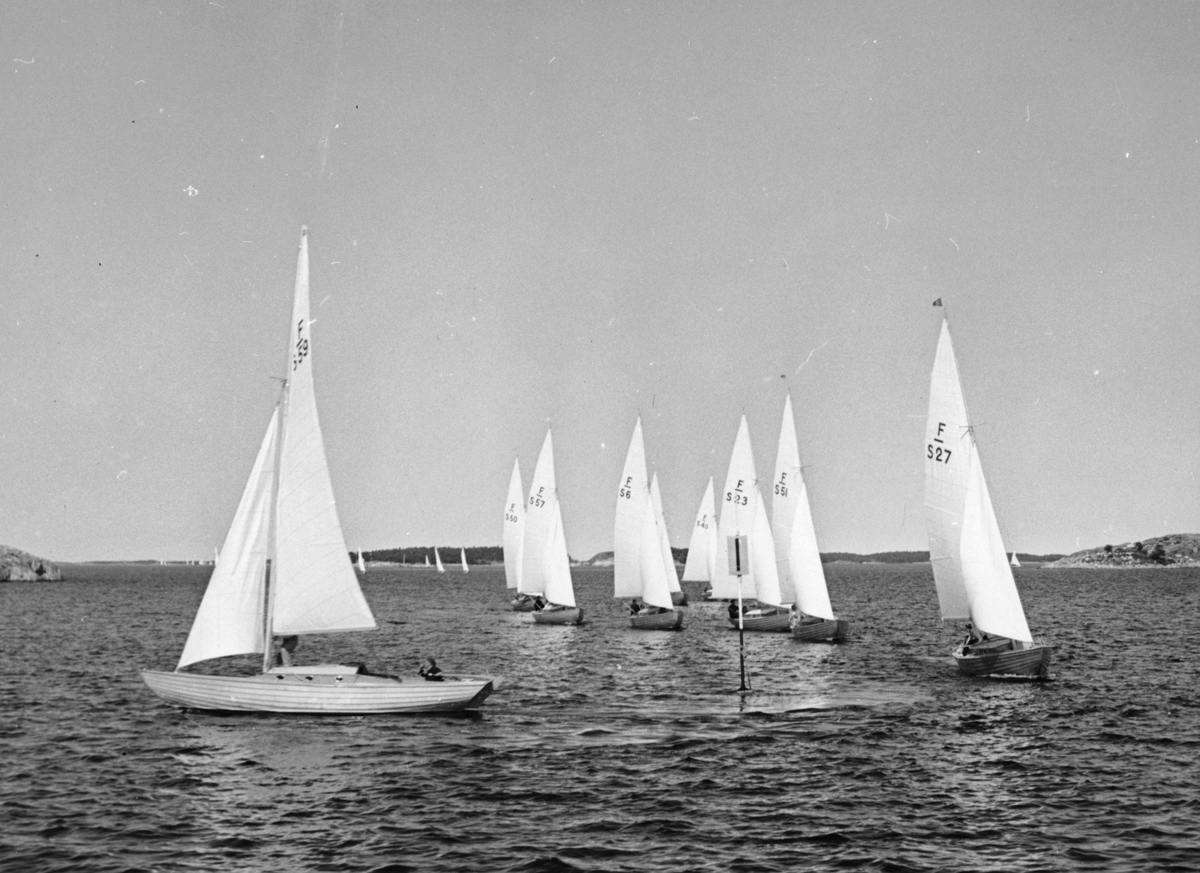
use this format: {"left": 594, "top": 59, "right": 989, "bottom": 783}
{"left": 2, "top": 563, "right": 1198, "bottom": 872}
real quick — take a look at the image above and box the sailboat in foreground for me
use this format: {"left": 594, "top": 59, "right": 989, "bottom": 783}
{"left": 614, "top": 418, "right": 683, "bottom": 630}
{"left": 141, "top": 229, "right": 497, "bottom": 713}
{"left": 924, "top": 317, "right": 1050, "bottom": 678}
{"left": 521, "top": 429, "right": 583, "bottom": 625}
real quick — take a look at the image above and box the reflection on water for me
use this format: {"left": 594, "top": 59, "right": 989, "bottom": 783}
{"left": 1, "top": 562, "right": 1198, "bottom": 871}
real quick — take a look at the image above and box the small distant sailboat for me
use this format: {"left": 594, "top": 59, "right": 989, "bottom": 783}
{"left": 141, "top": 228, "right": 497, "bottom": 713}
{"left": 356, "top": 551, "right": 366, "bottom": 574}
{"left": 773, "top": 393, "right": 848, "bottom": 643}
{"left": 1010, "top": 551, "right": 1021, "bottom": 568}
{"left": 460, "top": 548, "right": 469, "bottom": 573}
{"left": 521, "top": 429, "right": 583, "bottom": 625}
{"left": 924, "top": 317, "right": 1050, "bottom": 678}
{"left": 503, "top": 459, "right": 534, "bottom": 611}
{"left": 681, "top": 478, "right": 720, "bottom": 599}
{"left": 434, "top": 548, "right": 445, "bottom": 573}
{"left": 614, "top": 418, "right": 683, "bottom": 630}
{"left": 424, "top": 555, "right": 430, "bottom": 567}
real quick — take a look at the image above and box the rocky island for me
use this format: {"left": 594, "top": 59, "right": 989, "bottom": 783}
{"left": 0, "top": 545, "right": 62, "bottom": 581}
{"left": 1041, "top": 533, "right": 1200, "bottom": 569}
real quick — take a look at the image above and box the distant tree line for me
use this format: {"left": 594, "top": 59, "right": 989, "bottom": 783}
{"left": 354, "top": 546, "right": 504, "bottom": 566}
{"left": 353, "top": 546, "right": 1063, "bottom": 567}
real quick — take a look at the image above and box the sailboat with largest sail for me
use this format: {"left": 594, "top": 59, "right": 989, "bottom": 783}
{"left": 924, "top": 316, "right": 1050, "bottom": 678}
{"left": 141, "top": 228, "right": 497, "bottom": 713}
{"left": 773, "top": 393, "right": 848, "bottom": 642}
{"left": 614, "top": 418, "right": 683, "bottom": 630}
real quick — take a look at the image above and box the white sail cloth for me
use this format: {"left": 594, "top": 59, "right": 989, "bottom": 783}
{"left": 924, "top": 320, "right": 1032, "bottom": 642}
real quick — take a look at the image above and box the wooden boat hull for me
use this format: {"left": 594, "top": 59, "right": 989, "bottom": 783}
{"left": 671, "top": 590, "right": 689, "bottom": 606}
{"left": 952, "top": 642, "right": 1051, "bottom": 678}
{"left": 141, "top": 667, "right": 498, "bottom": 714}
{"left": 630, "top": 610, "right": 684, "bottom": 630}
{"left": 531, "top": 606, "right": 584, "bottom": 625}
{"left": 511, "top": 596, "right": 536, "bottom": 612}
{"left": 728, "top": 610, "right": 792, "bottom": 632}
{"left": 791, "top": 617, "right": 849, "bottom": 643}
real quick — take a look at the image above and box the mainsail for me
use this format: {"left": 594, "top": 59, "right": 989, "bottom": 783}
{"left": 681, "top": 477, "right": 717, "bottom": 582}
{"left": 271, "top": 230, "right": 376, "bottom": 636}
{"left": 613, "top": 418, "right": 649, "bottom": 600}
{"left": 502, "top": 459, "right": 525, "bottom": 590}
{"left": 711, "top": 416, "right": 759, "bottom": 601}
{"left": 773, "top": 393, "right": 834, "bottom": 619}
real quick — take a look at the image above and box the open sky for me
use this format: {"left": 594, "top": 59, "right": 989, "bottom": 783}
{"left": 3, "top": 2, "right": 1198, "bottom": 563}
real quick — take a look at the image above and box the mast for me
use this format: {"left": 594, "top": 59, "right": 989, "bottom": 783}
{"left": 261, "top": 380, "right": 289, "bottom": 672}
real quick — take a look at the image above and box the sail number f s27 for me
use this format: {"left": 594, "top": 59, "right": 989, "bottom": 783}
{"left": 927, "top": 421, "right": 953, "bottom": 464}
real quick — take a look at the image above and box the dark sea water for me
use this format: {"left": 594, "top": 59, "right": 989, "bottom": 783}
{"left": 1, "top": 562, "right": 1198, "bottom": 872}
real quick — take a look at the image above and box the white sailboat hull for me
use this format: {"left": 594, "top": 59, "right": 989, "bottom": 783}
{"left": 531, "top": 605, "right": 584, "bottom": 625}
{"left": 791, "top": 616, "right": 849, "bottom": 643}
{"left": 952, "top": 641, "right": 1051, "bottom": 678}
{"left": 141, "top": 668, "right": 498, "bottom": 714}
{"left": 630, "top": 610, "right": 684, "bottom": 630}
{"left": 728, "top": 608, "right": 792, "bottom": 632}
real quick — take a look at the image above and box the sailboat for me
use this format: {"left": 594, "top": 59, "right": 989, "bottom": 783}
{"left": 434, "top": 548, "right": 445, "bottom": 573}
{"left": 1010, "top": 551, "right": 1021, "bottom": 568}
{"left": 459, "top": 548, "right": 469, "bottom": 573}
{"left": 614, "top": 418, "right": 683, "bottom": 630}
{"left": 773, "top": 393, "right": 848, "bottom": 642}
{"left": 503, "top": 459, "right": 534, "bottom": 611}
{"left": 924, "top": 318, "right": 1050, "bottom": 678}
{"left": 682, "top": 477, "right": 718, "bottom": 597}
{"left": 141, "top": 228, "right": 497, "bottom": 714}
{"left": 356, "top": 551, "right": 367, "bottom": 573}
{"left": 521, "top": 429, "right": 583, "bottom": 625}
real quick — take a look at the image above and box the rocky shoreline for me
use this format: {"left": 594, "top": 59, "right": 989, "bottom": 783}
{"left": 1041, "top": 533, "right": 1200, "bottom": 569}
{"left": 0, "top": 545, "right": 62, "bottom": 581}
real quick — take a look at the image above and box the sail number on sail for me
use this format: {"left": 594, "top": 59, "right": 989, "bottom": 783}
{"left": 529, "top": 487, "right": 547, "bottom": 509}
{"left": 292, "top": 320, "right": 310, "bottom": 371}
{"left": 927, "top": 422, "right": 954, "bottom": 464}
{"left": 504, "top": 503, "right": 520, "bottom": 523}
{"left": 725, "top": 480, "right": 750, "bottom": 506}
{"left": 774, "top": 471, "right": 790, "bottom": 497}
{"left": 618, "top": 476, "right": 634, "bottom": 499}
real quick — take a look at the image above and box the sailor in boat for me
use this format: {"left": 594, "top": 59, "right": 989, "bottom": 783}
{"left": 629, "top": 599, "right": 643, "bottom": 615}
{"left": 273, "top": 635, "right": 299, "bottom": 668}
{"left": 418, "top": 656, "right": 444, "bottom": 681}
{"left": 533, "top": 595, "right": 547, "bottom": 610}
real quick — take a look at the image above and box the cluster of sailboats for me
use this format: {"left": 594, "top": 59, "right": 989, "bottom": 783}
{"left": 140, "top": 230, "right": 1049, "bottom": 719}
{"left": 499, "top": 318, "right": 1048, "bottom": 679}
